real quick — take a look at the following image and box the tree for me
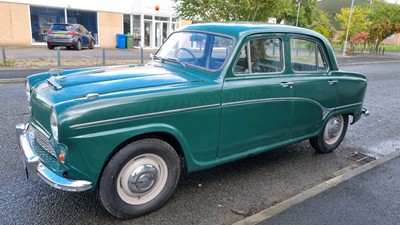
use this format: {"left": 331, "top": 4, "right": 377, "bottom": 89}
{"left": 172, "top": 0, "right": 281, "bottom": 22}
{"left": 368, "top": 0, "right": 400, "bottom": 51}
{"left": 335, "top": 5, "right": 369, "bottom": 42}
{"left": 173, "top": 0, "right": 334, "bottom": 40}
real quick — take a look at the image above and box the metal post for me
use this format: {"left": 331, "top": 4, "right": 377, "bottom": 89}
{"left": 342, "top": 0, "right": 355, "bottom": 57}
{"left": 296, "top": 0, "right": 301, "bottom": 27}
{"left": 57, "top": 47, "right": 61, "bottom": 66}
{"left": 1, "top": 46, "right": 6, "bottom": 65}
{"left": 102, "top": 48, "right": 106, "bottom": 66}
{"left": 140, "top": 47, "right": 144, "bottom": 65}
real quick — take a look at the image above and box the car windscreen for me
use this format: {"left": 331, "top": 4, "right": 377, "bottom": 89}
{"left": 51, "top": 24, "right": 74, "bottom": 31}
{"left": 157, "top": 31, "right": 234, "bottom": 71}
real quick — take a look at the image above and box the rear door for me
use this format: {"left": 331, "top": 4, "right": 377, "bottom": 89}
{"left": 218, "top": 35, "right": 294, "bottom": 158}
{"left": 288, "top": 36, "right": 338, "bottom": 139}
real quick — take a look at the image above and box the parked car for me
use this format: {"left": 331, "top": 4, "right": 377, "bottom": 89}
{"left": 17, "top": 22, "right": 368, "bottom": 219}
{"left": 46, "top": 23, "right": 95, "bottom": 50}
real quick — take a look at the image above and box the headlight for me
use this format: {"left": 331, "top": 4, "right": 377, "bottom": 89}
{"left": 50, "top": 107, "right": 59, "bottom": 141}
{"left": 25, "top": 80, "right": 31, "bottom": 102}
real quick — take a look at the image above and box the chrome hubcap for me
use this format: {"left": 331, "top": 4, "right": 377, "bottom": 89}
{"left": 128, "top": 164, "right": 158, "bottom": 193}
{"left": 328, "top": 119, "right": 341, "bottom": 138}
{"left": 117, "top": 153, "right": 168, "bottom": 205}
{"left": 324, "top": 115, "right": 344, "bottom": 145}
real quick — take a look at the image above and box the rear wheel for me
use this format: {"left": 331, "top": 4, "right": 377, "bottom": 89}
{"left": 47, "top": 44, "right": 55, "bottom": 50}
{"left": 310, "top": 114, "right": 348, "bottom": 154}
{"left": 75, "top": 40, "right": 82, "bottom": 50}
{"left": 99, "top": 138, "right": 180, "bottom": 219}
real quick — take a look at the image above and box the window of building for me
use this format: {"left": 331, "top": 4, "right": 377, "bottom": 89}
{"left": 30, "top": 6, "right": 98, "bottom": 44}
{"left": 133, "top": 15, "right": 141, "bottom": 46}
{"left": 123, "top": 14, "right": 131, "bottom": 34}
{"left": 30, "top": 6, "right": 65, "bottom": 43}
{"left": 290, "top": 38, "right": 328, "bottom": 72}
{"left": 67, "top": 9, "right": 98, "bottom": 44}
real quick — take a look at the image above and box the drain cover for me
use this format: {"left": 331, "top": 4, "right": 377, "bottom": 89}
{"left": 346, "top": 152, "right": 376, "bottom": 165}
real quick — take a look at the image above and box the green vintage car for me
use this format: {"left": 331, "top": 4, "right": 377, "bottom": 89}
{"left": 17, "top": 22, "right": 368, "bottom": 219}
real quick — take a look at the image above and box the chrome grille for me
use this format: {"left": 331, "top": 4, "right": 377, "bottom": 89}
{"left": 28, "top": 126, "right": 56, "bottom": 157}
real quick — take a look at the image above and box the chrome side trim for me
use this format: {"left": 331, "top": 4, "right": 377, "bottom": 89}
{"left": 70, "top": 99, "right": 364, "bottom": 129}
{"left": 222, "top": 97, "right": 364, "bottom": 119}
{"left": 336, "top": 102, "right": 363, "bottom": 110}
{"left": 16, "top": 123, "right": 92, "bottom": 192}
{"left": 70, "top": 104, "right": 221, "bottom": 129}
{"left": 222, "top": 97, "right": 293, "bottom": 107}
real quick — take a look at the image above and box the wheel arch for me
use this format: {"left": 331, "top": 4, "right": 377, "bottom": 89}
{"left": 95, "top": 126, "right": 191, "bottom": 190}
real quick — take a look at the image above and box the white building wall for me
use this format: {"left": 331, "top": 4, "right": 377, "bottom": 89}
{"left": 0, "top": 0, "right": 176, "bottom": 16}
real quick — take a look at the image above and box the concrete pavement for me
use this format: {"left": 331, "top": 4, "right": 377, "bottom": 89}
{"left": 235, "top": 150, "right": 400, "bottom": 225}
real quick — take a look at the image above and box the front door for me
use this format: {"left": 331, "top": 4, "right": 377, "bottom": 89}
{"left": 218, "top": 36, "right": 294, "bottom": 158}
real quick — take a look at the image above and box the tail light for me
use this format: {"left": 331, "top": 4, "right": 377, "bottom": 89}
{"left": 48, "top": 30, "right": 52, "bottom": 34}
{"left": 68, "top": 31, "right": 77, "bottom": 36}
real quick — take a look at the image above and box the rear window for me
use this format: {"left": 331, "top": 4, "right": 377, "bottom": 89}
{"left": 51, "top": 24, "right": 74, "bottom": 31}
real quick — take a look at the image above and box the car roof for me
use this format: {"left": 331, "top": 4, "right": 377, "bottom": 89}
{"left": 179, "top": 22, "right": 327, "bottom": 42}
{"left": 51, "top": 23, "right": 80, "bottom": 27}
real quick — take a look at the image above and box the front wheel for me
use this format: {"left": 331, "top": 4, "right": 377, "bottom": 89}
{"left": 99, "top": 138, "right": 181, "bottom": 219}
{"left": 89, "top": 40, "right": 95, "bottom": 49}
{"left": 310, "top": 114, "right": 349, "bottom": 154}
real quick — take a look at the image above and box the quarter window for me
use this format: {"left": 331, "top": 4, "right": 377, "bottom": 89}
{"left": 234, "top": 37, "right": 284, "bottom": 75}
{"left": 290, "top": 39, "right": 328, "bottom": 72}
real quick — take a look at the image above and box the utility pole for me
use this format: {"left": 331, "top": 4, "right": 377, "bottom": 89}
{"left": 343, "top": 0, "right": 355, "bottom": 56}
{"left": 296, "top": 0, "right": 301, "bottom": 27}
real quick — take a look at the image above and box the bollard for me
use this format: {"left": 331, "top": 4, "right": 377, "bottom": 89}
{"left": 382, "top": 47, "right": 385, "bottom": 55}
{"left": 102, "top": 48, "right": 106, "bottom": 66}
{"left": 57, "top": 47, "right": 61, "bottom": 66}
{"left": 140, "top": 47, "right": 144, "bottom": 65}
{"left": 1, "top": 46, "right": 6, "bottom": 66}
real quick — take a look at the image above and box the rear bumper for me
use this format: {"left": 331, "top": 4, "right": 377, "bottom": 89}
{"left": 16, "top": 123, "right": 92, "bottom": 192}
{"left": 362, "top": 108, "right": 370, "bottom": 117}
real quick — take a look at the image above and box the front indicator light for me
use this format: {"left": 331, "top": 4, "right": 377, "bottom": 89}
{"left": 59, "top": 151, "right": 65, "bottom": 163}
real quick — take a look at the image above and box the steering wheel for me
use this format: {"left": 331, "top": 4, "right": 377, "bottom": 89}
{"left": 177, "top": 48, "right": 196, "bottom": 61}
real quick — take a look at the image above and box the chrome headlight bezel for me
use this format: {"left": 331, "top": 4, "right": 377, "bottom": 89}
{"left": 50, "top": 107, "right": 59, "bottom": 142}
{"left": 25, "top": 79, "right": 31, "bottom": 103}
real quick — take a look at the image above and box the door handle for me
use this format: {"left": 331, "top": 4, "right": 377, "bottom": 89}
{"left": 280, "top": 81, "right": 294, "bottom": 88}
{"left": 328, "top": 80, "right": 338, "bottom": 85}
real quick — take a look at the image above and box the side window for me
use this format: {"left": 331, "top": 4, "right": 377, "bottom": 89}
{"left": 234, "top": 37, "right": 283, "bottom": 75}
{"left": 210, "top": 36, "right": 234, "bottom": 70}
{"left": 290, "top": 38, "right": 328, "bottom": 72}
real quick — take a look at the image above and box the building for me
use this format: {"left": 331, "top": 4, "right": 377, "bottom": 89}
{"left": 0, "top": 0, "right": 191, "bottom": 48}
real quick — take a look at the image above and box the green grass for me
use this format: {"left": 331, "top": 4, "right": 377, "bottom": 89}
{"left": 331, "top": 42, "right": 400, "bottom": 52}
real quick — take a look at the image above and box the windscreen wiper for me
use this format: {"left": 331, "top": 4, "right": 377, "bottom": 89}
{"left": 165, "top": 57, "right": 188, "bottom": 68}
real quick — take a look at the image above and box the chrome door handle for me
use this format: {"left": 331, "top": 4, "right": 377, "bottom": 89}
{"left": 328, "top": 80, "right": 338, "bottom": 85}
{"left": 281, "top": 81, "right": 294, "bottom": 88}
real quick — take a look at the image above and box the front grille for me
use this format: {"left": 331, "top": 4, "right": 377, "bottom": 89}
{"left": 28, "top": 126, "right": 56, "bottom": 157}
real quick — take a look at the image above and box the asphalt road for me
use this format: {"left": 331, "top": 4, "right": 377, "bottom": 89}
{"left": 0, "top": 63, "right": 399, "bottom": 224}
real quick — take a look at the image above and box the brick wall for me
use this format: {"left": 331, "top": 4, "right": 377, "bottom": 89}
{"left": 0, "top": 2, "right": 31, "bottom": 45}
{"left": 98, "top": 11, "right": 122, "bottom": 48}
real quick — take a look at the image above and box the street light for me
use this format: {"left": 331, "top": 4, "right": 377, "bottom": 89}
{"left": 296, "top": 0, "right": 301, "bottom": 27}
{"left": 342, "top": 0, "right": 355, "bottom": 56}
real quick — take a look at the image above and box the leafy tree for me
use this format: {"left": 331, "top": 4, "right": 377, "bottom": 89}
{"left": 335, "top": 5, "right": 369, "bottom": 42}
{"left": 313, "top": 25, "right": 330, "bottom": 40}
{"left": 173, "top": 0, "right": 335, "bottom": 40}
{"left": 368, "top": 0, "right": 400, "bottom": 51}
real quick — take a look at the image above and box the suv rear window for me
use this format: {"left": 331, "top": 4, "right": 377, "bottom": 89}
{"left": 51, "top": 24, "right": 74, "bottom": 31}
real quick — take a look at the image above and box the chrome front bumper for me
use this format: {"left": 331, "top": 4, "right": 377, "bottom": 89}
{"left": 16, "top": 123, "right": 92, "bottom": 192}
